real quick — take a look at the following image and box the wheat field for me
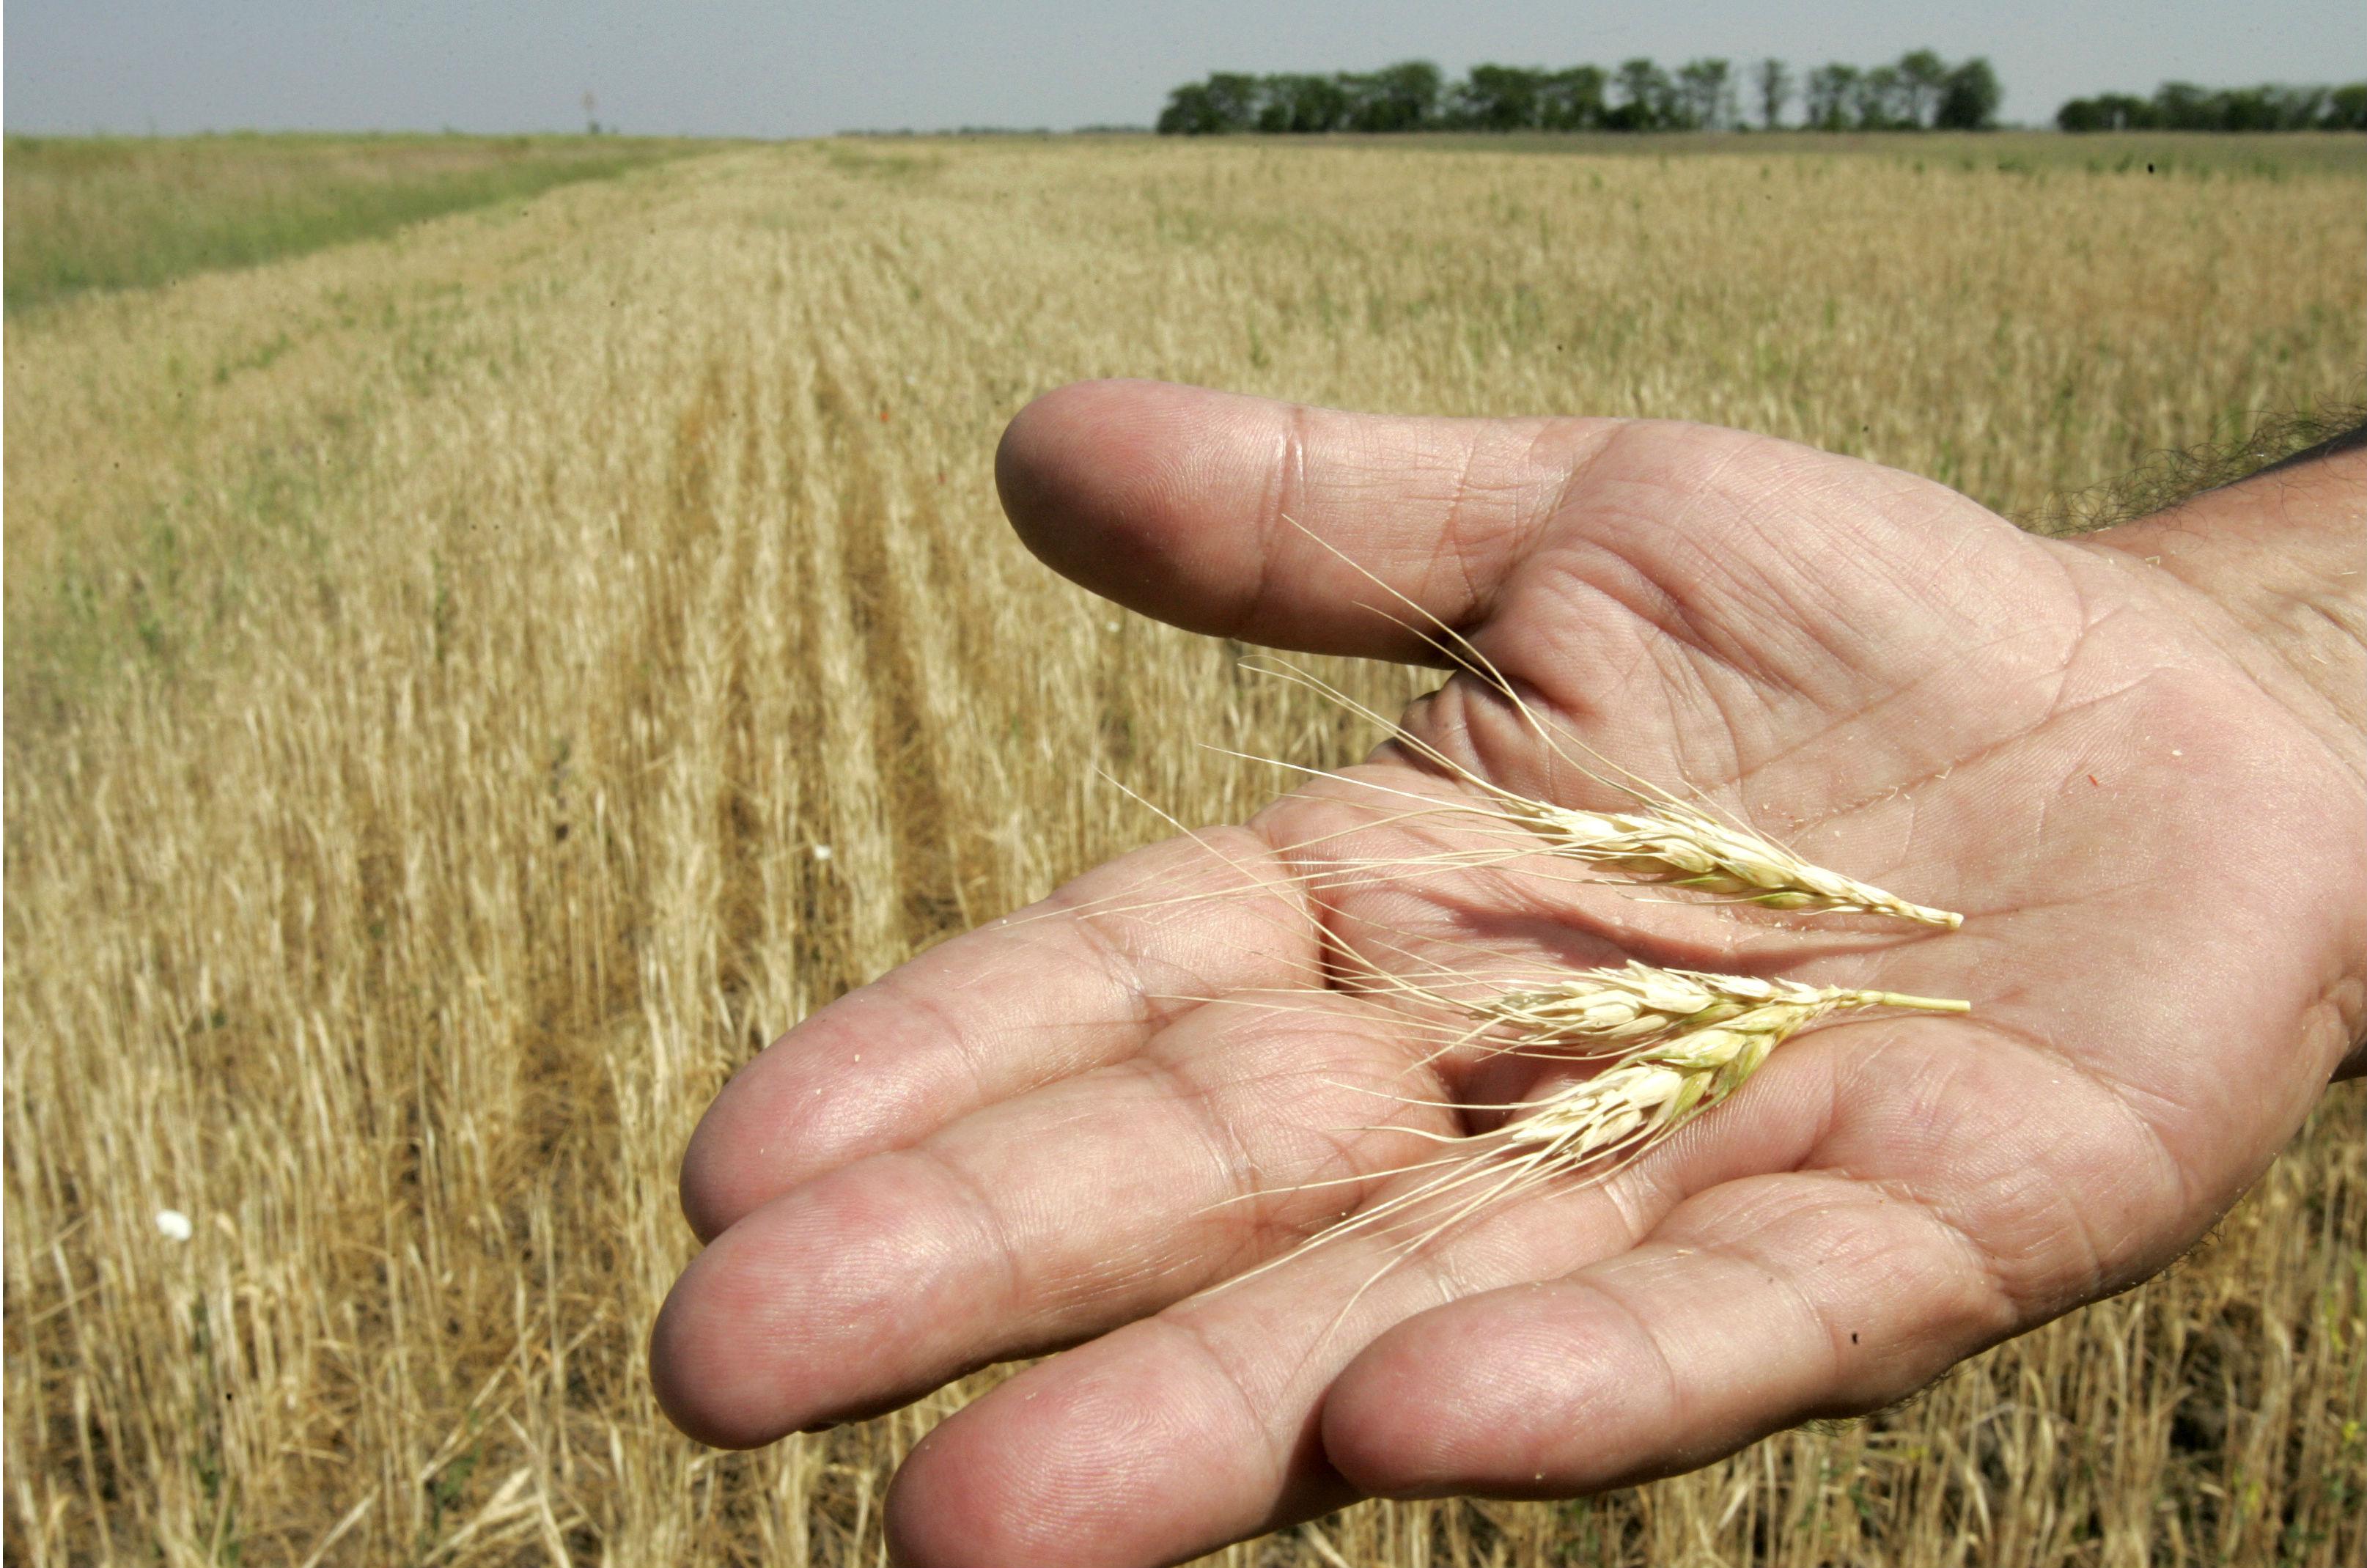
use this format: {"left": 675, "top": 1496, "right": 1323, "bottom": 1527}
{"left": 5, "top": 133, "right": 2364, "bottom": 1567}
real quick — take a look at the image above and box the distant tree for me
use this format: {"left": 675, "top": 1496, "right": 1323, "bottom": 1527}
{"left": 1155, "top": 73, "right": 1265, "bottom": 134}
{"left": 1340, "top": 59, "right": 1443, "bottom": 131}
{"left": 2108, "top": 92, "right": 2160, "bottom": 128}
{"left": 2056, "top": 77, "right": 2367, "bottom": 133}
{"left": 1254, "top": 73, "right": 1349, "bottom": 133}
{"left": 1438, "top": 78, "right": 1476, "bottom": 130}
{"left": 1804, "top": 64, "right": 1858, "bottom": 130}
{"left": 2154, "top": 81, "right": 2210, "bottom": 129}
{"left": 2055, "top": 96, "right": 2105, "bottom": 133}
{"left": 1855, "top": 65, "right": 1905, "bottom": 128}
{"left": 1295, "top": 74, "right": 1353, "bottom": 132}
{"left": 1450, "top": 65, "right": 1547, "bottom": 130}
{"left": 1204, "top": 73, "right": 1262, "bottom": 132}
{"left": 1935, "top": 58, "right": 2003, "bottom": 129}
{"left": 1390, "top": 58, "right": 1447, "bottom": 125}
{"left": 1898, "top": 48, "right": 1947, "bottom": 127}
{"left": 1539, "top": 65, "right": 1609, "bottom": 130}
{"left": 2106, "top": 92, "right": 2157, "bottom": 130}
{"left": 1156, "top": 83, "right": 1225, "bottom": 135}
{"left": 2215, "top": 87, "right": 2274, "bottom": 130}
{"left": 1677, "top": 58, "right": 1735, "bottom": 130}
{"left": 1610, "top": 57, "right": 1678, "bottom": 130}
{"left": 2270, "top": 84, "right": 2329, "bottom": 129}
{"left": 1755, "top": 57, "right": 1794, "bottom": 129}
{"left": 1152, "top": 51, "right": 2021, "bottom": 139}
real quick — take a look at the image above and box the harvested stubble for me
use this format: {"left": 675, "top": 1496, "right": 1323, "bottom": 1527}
{"left": 6, "top": 133, "right": 2363, "bottom": 1568}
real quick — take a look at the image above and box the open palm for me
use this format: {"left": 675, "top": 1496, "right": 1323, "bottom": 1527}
{"left": 652, "top": 381, "right": 2365, "bottom": 1568}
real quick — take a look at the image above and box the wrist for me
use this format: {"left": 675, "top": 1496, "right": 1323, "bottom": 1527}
{"left": 2079, "top": 434, "right": 2367, "bottom": 785}
{"left": 2077, "top": 435, "right": 2367, "bottom": 1081}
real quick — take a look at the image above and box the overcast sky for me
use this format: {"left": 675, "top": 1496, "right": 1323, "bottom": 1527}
{"left": 6, "top": 1, "right": 2359, "bottom": 138}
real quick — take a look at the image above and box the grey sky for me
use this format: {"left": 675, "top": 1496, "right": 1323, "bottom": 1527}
{"left": 5, "top": 1, "right": 2359, "bottom": 138}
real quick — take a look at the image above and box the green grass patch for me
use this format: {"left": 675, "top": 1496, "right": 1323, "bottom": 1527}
{"left": 3, "top": 132, "right": 710, "bottom": 312}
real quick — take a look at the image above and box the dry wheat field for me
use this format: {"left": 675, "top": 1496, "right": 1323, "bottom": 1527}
{"left": 6, "top": 133, "right": 2364, "bottom": 1567}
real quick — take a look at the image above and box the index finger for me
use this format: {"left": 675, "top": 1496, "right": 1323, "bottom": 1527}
{"left": 679, "top": 826, "right": 1318, "bottom": 1241}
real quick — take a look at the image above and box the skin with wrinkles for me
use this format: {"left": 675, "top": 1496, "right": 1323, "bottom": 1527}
{"left": 649, "top": 380, "right": 2367, "bottom": 1568}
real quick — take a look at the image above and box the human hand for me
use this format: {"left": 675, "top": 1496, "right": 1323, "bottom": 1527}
{"left": 651, "top": 382, "right": 2366, "bottom": 1567}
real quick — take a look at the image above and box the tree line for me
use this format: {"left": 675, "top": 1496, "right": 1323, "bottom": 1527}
{"left": 2058, "top": 81, "right": 2367, "bottom": 132}
{"left": 1155, "top": 52, "right": 2003, "bottom": 136}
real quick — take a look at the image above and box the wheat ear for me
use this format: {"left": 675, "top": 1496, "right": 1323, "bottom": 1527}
{"left": 1489, "top": 795, "right": 1965, "bottom": 926}
{"left": 1477, "top": 977, "right": 1965, "bottom": 1182}
{"left": 1241, "top": 653, "right": 1962, "bottom": 929}
{"left": 1369, "top": 958, "right": 1970, "bottom": 1064}
{"left": 1207, "top": 971, "right": 1967, "bottom": 1312}
{"left": 1263, "top": 515, "right": 1965, "bottom": 928}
